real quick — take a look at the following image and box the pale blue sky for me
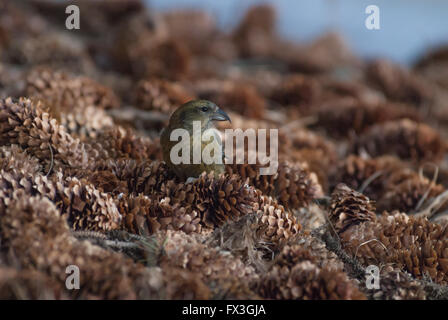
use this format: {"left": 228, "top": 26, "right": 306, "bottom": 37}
{"left": 147, "top": 0, "right": 448, "bottom": 65}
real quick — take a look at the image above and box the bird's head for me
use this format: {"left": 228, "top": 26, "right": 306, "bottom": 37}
{"left": 168, "top": 99, "right": 231, "bottom": 131}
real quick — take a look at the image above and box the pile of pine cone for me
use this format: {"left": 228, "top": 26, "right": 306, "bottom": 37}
{"left": 1, "top": 0, "right": 448, "bottom": 300}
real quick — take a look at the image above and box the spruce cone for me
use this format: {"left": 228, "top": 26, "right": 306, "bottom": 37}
{"left": 0, "top": 144, "right": 42, "bottom": 177}
{"left": 277, "top": 128, "right": 338, "bottom": 191}
{"left": 133, "top": 78, "right": 194, "bottom": 113}
{"left": 158, "top": 231, "right": 258, "bottom": 285}
{"left": 257, "top": 195, "right": 301, "bottom": 247}
{"left": 282, "top": 127, "right": 337, "bottom": 160}
{"left": 206, "top": 200, "right": 301, "bottom": 269}
{"left": 25, "top": 67, "right": 119, "bottom": 138}
{"left": 198, "top": 81, "right": 266, "bottom": 119}
{"left": 40, "top": 172, "right": 122, "bottom": 231}
{"left": 365, "top": 265, "right": 426, "bottom": 300}
{"left": 7, "top": 32, "right": 94, "bottom": 73}
{"left": 161, "top": 238, "right": 259, "bottom": 299}
{"left": 70, "top": 159, "right": 171, "bottom": 196}
{"left": 130, "top": 39, "right": 191, "bottom": 80}
{"left": 162, "top": 10, "right": 218, "bottom": 56}
{"left": 270, "top": 74, "right": 321, "bottom": 112}
{"left": 274, "top": 235, "right": 344, "bottom": 272}
{"left": 148, "top": 230, "right": 259, "bottom": 298}
{"left": 206, "top": 214, "right": 267, "bottom": 272}
{"left": 162, "top": 267, "right": 211, "bottom": 299}
{"left": 329, "top": 184, "right": 376, "bottom": 234}
{"left": 259, "top": 261, "right": 365, "bottom": 300}
{"left": 366, "top": 59, "right": 433, "bottom": 106}
{"left": 340, "top": 211, "right": 448, "bottom": 284}
{"left": 0, "top": 97, "right": 94, "bottom": 171}
{"left": 87, "top": 127, "right": 162, "bottom": 162}
{"left": 0, "top": 163, "right": 122, "bottom": 232}
{"left": 126, "top": 167, "right": 300, "bottom": 238}
{"left": 312, "top": 98, "right": 421, "bottom": 138}
{"left": 0, "top": 190, "right": 164, "bottom": 299}
{"left": 108, "top": 159, "right": 171, "bottom": 195}
{"left": 232, "top": 4, "right": 277, "bottom": 58}
{"left": 60, "top": 106, "right": 115, "bottom": 139}
{"left": 118, "top": 194, "right": 202, "bottom": 235}
{"left": 350, "top": 119, "right": 445, "bottom": 163}
{"left": 26, "top": 67, "right": 120, "bottom": 111}
{"left": 227, "top": 161, "right": 323, "bottom": 209}
{"left": 165, "top": 173, "right": 260, "bottom": 228}
{"left": 330, "top": 155, "right": 402, "bottom": 201}
{"left": 377, "top": 168, "right": 445, "bottom": 213}
{"left": 0, "top": 268, "right": 67, "bottom": 299}
{"left": 132, "top": 170, "right": 261, "bottom": 229}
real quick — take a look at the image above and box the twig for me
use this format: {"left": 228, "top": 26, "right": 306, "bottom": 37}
{"left": 72, "top": 230, "right": 108, "bottom": 240}
{"left": 280, "top": 116, "right": 318, "bottom": 130}
{"left": 414, "top": 189, "right": 448, "bottom": 219}
{"left": 107, "top": 107, "right": 169, "bottom": 122}
{"left": 45, "top": 143, "right": 53, "bottom": 177}
{"left": 355, "top": 238, "right": 388, "bottom": 259}
{"left": 317, "top": 229, "right": 365, "bottom": 279}
{"left": 324, "top": 211, "right": 340, "bottom": 241}
{"left": 422, "top": 280, "right": 448, "bottom": 300}
{"left": 414, "top": 163, "right": 439, "bottom": 212}
{"left": 431, "top": 210, "right": 448, "bottom": 223}
{"left": 358, "top": 170, "right": 383, "bottom": 193}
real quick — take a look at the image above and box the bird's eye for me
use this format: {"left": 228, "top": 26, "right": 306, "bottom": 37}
{"left": 200, "top": 106, "right": 209, "bottom": 112}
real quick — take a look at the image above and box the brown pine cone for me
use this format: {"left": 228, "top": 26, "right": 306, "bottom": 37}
{"left": 258, "top": 260, "right": 365, "bottom": 300}
{"left": 133, "top": 78, "right": 195, "bottom": 113}
{"left": 6, "top": 32, "right": 94, "bottom": 73}
{"left": 137, "top": 170, "right": 261, "bottom": 229}
{"left": 0, "top": 97, "right": 94, "bottom": 171}
{"left": 26, "top": 67, "right": 120, "bottom": 111}
{"left": 257, "top": 195, "right": 301, "bottom": 248}
{"left": 340, "top": 211, "right": 448, "bottom": 284}
{"left": 350, "top": 119, "right": 445, "bottom": 163}
{"left": 232, "top": 4, "right": 277, "bottom": 58}
{"left": 274, "top": 235, "right": 344, "bottom": 272}
{"left": 0, "top": 162, "right": 122, "bottom": 232}
{"left": 158, "top": 231, "right": 258, "bottom": 286}
{"left": 365, "top": 265, "right": 426, "bottom": 300}
{"left": 197, "top": 81, "right": 266, "bottom": 119}
{"left": 377, "top": 168, "right": 445, "bottom": 213}
{"left": 270, "top": 74, "right": 321, "bottom": 112}
{"left": 0, "top": 267, "right": 68, "bottom": 299}
{"left": 0, "top": 190, "right": 165, "bottom": 299}
{"left": 366, "top": 59, "right": 433, "bottom": 106}
{"left": 312, "top": 97, "right": 421, "bottom": 138}
{"left": 329, "top": 184, "right": 376, "bottom": 234}
{"left": 227, "top": 161, "right": 323, "bottom": 210}
{"left": 86, "top": 127, "right": 162, "bottom": 162}
{"left": 329, "top": 155, "right": 402, "bottom": 201}
{"left": 118, "top": 194, "right": 202, "bottom": 235}
{"left": 129, "top": 39, "right": 191, "bottom": 80}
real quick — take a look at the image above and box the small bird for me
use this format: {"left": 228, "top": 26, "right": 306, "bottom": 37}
{"left": 161, "top": 99, "right": 231, "bottom": 181}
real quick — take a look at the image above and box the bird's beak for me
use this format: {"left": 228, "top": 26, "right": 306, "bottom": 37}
{"left": 211, "top": 108, "right": 231, "bottom": 123}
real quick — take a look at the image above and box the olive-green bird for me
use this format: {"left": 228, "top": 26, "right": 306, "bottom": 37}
{"left": 161, "top": 100, "right": 231, "bottom": 181}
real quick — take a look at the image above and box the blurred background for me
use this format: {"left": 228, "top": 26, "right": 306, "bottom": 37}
{"left": 149, "top": 0, "right": 448, "bottom": 65}
{"left": 3, "top": 0, "right": 448, "bottom": 301}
